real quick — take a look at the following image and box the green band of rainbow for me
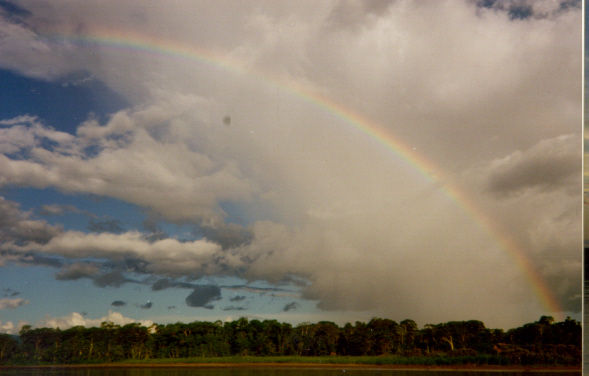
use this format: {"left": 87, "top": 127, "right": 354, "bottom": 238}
{"left": 44, "top": 29, "right": 564, "bottom": 318}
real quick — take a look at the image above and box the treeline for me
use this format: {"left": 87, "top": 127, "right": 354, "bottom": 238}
{"left": 0, "top": 315, "right": 580, "bottom": 366}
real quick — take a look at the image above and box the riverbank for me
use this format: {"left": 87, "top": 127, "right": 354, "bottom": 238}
{"left": 1, "top": 362, "right": 581, "bottom": 373}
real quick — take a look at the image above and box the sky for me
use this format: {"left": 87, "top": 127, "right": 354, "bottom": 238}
{"left": 0, "top": 0, "right": 582, "bottom": 334}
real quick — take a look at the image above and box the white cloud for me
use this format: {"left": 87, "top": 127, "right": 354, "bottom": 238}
{"left": 0, "top": 320, "right": 28, "bottom": 335}
{"left": 39, "top": 311, "right": 153, "bottom": 330}
{"left": 4, "top": 230, "right": 223, "bottom": 277}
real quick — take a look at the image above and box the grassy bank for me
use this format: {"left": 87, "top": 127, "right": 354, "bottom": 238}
{"left": 2, "top": 354, "right": 581, "bottom": 368}
{"left": 117, "top": 355, "right": 513, "bottom": 366}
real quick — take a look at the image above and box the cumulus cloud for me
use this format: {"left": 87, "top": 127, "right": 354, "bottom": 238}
{"left": 0, "top": 108, "right": 257, "bottom": 228}
{"left": 0, "top": 298, "right": 28, "bottom": 310}
{"left": 2, "top": 230, "right": 224, "bottom": 277}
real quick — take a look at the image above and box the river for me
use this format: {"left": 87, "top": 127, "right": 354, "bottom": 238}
{"left": 0, "top": 368, "right": 580, "bottom": 376}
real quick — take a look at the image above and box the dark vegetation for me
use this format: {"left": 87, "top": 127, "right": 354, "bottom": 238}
{"left": 0, "top": 315, "right": 580, "bottom": 366}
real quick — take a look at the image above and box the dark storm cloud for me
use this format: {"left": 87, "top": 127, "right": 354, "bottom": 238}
{"left": 55, "top": 263, "right": 100, "bottom": 280}
{"left": 87, "top": 219, "right": 124, "bottom": 234}
{"left": 111, "top": 300, "right": 126, "bottom": 307}
{"left": 282, "top": 302, "right": 299, "bottom": 312}
{"left": 185, "top": 285, "right": 222, "bottom": 308}
{"left": 486, "top": 135, "right": 579, "bottom": 197}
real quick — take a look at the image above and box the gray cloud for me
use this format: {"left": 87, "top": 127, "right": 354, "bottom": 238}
{"left": 2, "top": 288, "right": 19, "bottom": 297}
{"left": 229, "top": 295, "right": 246, "bottom": 302}
{"left": 282, "top": 302, "right": 299, "bottom": 312}
{"left": 151, "top": 278, "right": 198, "bottom": 291}
{"left": 142, "top": 216, "right": 168, "bottom": 241}
{"left": 197, "top": 223, "right": 253, "bottom": 250}
{"left": 151, "top": 278, "right": 174, "bottom": 291}
{"left": 486, "top": 135, "right": 579, "bottom": 197}
{"left": 0, "top": 196, "right": 62, "bottom": 245}
{"left": 138, "top": 301, "right": 152, "bottom": 309}
{"left": 223, "top": 306, "right": 247, "bottom": 311}
{"left": 93, "top": 271, "right": 132, "bottom": 288}
{"left": 185, "top": 285, "right": 222, "bottom": 308}
{"left": 111, "top": 300, "right": 126, "bottom": 307}
{"left": 55, "top": 263, "right": 100, "bottom": 280}
{"left": 87, "top": 219, "right": 124, "bottom": 234}
{"left": 327, "top": 0, "right": 394, "bottom": 30}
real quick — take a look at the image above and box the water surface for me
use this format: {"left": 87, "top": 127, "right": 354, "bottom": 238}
{"left": 0, "top": 368, "right": 580, "bottom": 376}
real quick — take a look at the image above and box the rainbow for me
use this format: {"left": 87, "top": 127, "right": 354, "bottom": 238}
{"left": 46, "top": 29, "right": 564, "bottom": 318}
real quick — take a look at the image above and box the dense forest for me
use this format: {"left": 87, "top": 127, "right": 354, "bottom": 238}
{"left": 0, "top": 315, "right": 580, "bottom": 366}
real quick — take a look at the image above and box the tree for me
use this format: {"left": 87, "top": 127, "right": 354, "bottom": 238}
{"left": 367, "top": 318, "right": 398, "bottom": 354}
{"left": 0, "top": 334, "right": 18, "bottom": 363}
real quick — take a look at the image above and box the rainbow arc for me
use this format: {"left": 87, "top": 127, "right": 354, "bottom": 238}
{"left": 46, "top": 29, "right": 564, "bottom": 317}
